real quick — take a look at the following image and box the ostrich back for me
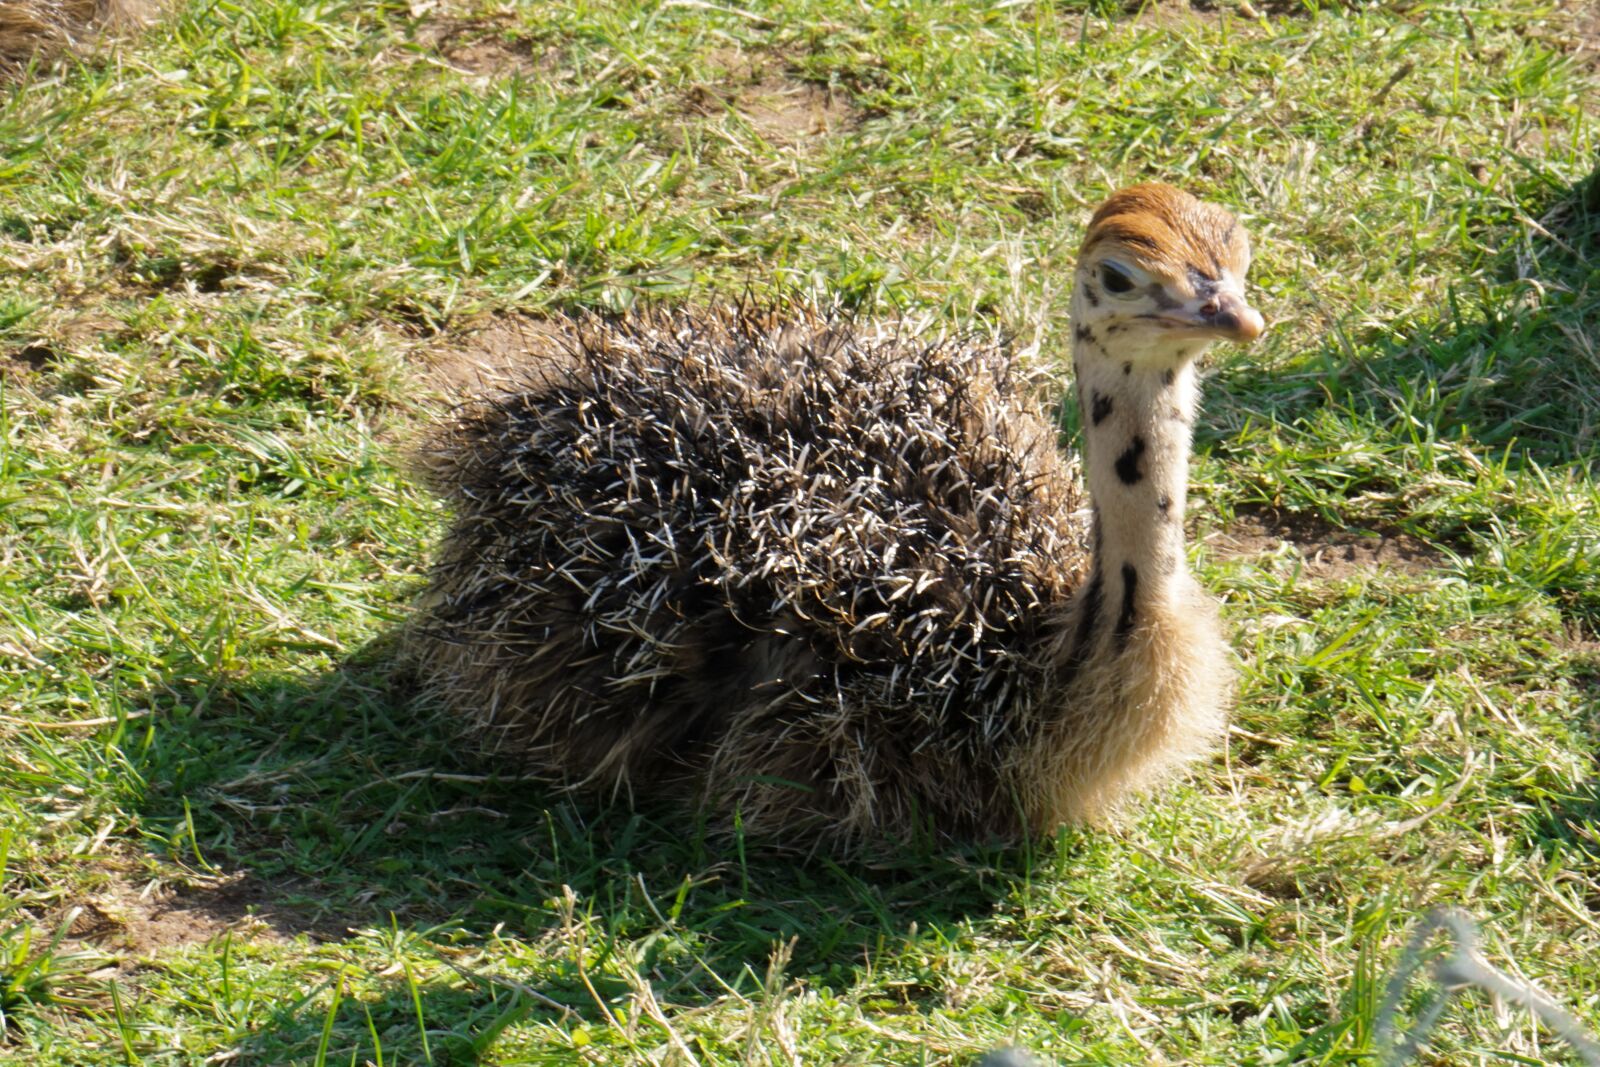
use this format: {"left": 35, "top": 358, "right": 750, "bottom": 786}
{"left": 410, "top": 307, "right": 1090, "bottom": 841}
{"left": 0, "top": 0, "right": 147, "bottom": 72}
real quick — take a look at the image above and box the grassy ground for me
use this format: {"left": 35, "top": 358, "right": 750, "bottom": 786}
{"left": 0, "top": 0, "right": 1597, "bottom": 1062}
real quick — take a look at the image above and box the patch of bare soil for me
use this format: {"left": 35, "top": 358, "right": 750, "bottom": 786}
{"left": 688, "top": 49, "right": 854, "bottom": 145}
{"left": 3, "top": 341, "right": 55, "bottom": 377}
{"left": 1205, "top": 506, "right": 1449, "bottom": 579}
{"left": 64, "top": 871, "right": 337, "bottom": 959}
{"left": 1, "top": 311, "right": 119, "bottom": 380}
{"left": 735, "top": 78, "right": 852, "bottom": 143}
{"left": 1143, "top": 0, "right": 1300, "bottom": 23}
{"left": 1536, "top": 0, "right": 1600, "bottom": 71}
{"left": 414, "top": 16, "right": 558, "bottom": 79}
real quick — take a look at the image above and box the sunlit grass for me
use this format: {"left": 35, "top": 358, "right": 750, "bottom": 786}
{"left": 0, "top": 0, "right": 1596, "bottom": 1062}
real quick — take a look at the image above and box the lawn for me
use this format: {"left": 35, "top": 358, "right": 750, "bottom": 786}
{"left": 0, "top": 0, "right": 1597, "bottom": 1063}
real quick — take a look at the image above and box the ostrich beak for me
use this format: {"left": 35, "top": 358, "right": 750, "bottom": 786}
{"left": 1153, "top": 290, "right": 1265, "bottom": 345}
{"left": 1196, "top": 292, "right": 1267, "bottom": 342}
{"left": 1205, "top": 292, "right": 1265, "bottom": 344}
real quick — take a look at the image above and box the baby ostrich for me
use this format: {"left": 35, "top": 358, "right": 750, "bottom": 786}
{"left": 409, "top": 183, "right": 1263, "bottom": 847}
{"left": 0, "top": 0, "right": 147, "bottom": 76}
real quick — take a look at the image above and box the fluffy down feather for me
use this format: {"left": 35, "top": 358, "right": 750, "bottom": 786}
{"left": 408, "top": 306, "right": 1094, "bottom": 845}
{"left": 0, "top": 0, "right": 149, "bottom": 75}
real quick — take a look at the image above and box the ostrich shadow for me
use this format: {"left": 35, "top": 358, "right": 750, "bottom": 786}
{"left": 125, "top": 636, "right": 1062, "bottom": 1063}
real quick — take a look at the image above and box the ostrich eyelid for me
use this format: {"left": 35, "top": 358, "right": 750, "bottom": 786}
{"left": 1100, "top": 262, "right": 1137, "bottom": 296}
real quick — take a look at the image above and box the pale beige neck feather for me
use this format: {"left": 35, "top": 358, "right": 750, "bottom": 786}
{"left": 1070, "top": 297, "right": 1201, "bottom": 637}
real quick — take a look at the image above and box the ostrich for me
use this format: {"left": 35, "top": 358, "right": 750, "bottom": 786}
{"left": 408, "top": 183, "right": 1264, "bottom": 847}
{"left": 0, "top": 0, "right": 148, "bottom": 76}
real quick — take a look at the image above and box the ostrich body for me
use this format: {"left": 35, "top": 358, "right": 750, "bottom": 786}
{"left": 410, "top": 184, "right": 1263, "bottom": 846}
{"left": 0, "top": 0, "right": 146, "bottom": 75}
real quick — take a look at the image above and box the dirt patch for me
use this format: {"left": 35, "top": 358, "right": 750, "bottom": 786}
{"left": 731, "top": 77, "right": 851, "bottom": 144}
{"left": 415, "top": 16, "right": 559, "bottom": 79}
{"left": 1558, "top": 0, "right": 1600, "bottom": 70}
{"left": 687, "top": 49, "right": 854, "bottom": 144}
{"left": 64, "top": 870, "right": 338, "bottom": 958}
{"left": 1205, "top": 506, "right": 1449, "bottom": 579}
{"left": 1142, "top": 0, "right": 1302, "bottom": 24}
{"left": 1563, "top": 632, "right": 1600, "bottom": 666}
{"left": 2, "top": 311, "right": 120, "bottom": 380}
{"left": 3, "top": 342, "right": 55, "bottom": 376}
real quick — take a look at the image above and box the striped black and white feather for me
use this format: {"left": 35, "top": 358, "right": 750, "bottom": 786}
{"left": 409, "top": 306, "right": 1099, "bottom": 844}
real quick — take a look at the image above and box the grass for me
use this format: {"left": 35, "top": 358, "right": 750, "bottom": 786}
{"left": 0, "top": 0, "right": 1596, "bottom": 1062}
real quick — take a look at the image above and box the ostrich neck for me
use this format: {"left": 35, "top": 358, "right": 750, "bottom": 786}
{"left": 1071, "top": 312, "right": 1199, "bottom": 630}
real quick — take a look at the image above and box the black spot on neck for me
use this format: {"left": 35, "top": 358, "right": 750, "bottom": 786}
{"left": 1091, "top": 391, "right": 1113, "bottom": 425}
{"left": 1083, "top": 284, "right": 1100, "bottom": 308}
{"left": 1157, "top": 492, "right": 1171, "bottom": 515}
{"left": 1122, "top": 362, "right": 1132, "bottom": 376}
{"left": 1114, "top": 563, "right": 1138, "bottom": 649}
{"left": 1074, "top": 324, "right": 1094, "bottom": 344}
{"left": 1162, "top": 368, "right": 1175, "bottom": 387}
{"left": 1115, "top": 436, "right": 1146, "bottom": 485}
{"left": 1066, "top": 568, "right": 1104, "bottom": 673}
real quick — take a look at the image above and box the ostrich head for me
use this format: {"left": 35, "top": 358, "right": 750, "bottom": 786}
{"left": 1072, "top": 183, "right": 1265, "bottom": 366}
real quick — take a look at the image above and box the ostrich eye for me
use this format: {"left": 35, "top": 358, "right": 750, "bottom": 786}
{"left": 1100, "top": 263, "right": 1136, "bottom": 295}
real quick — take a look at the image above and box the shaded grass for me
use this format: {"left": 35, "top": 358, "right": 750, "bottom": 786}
{"left": 0, "top": 0, "right": 1598, "bottom": 1063}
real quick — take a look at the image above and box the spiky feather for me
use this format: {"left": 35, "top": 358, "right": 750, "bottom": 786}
{"left": 408, "top": 306, "right": 1094, "bottom": 844}
{"left": 0, "top": 0, "right": 150, "bottom": 75}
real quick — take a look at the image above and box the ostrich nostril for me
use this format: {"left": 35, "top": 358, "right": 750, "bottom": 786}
{"left": 1199, "top": 301, "right": 1219, "bottom": 318}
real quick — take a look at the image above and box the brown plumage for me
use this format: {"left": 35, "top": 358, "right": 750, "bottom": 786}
{"left": 1081, "top": 184, "right": 1250, "bottom": 285}
{"left": 409, "top": 184, "right": 1263, "bottom": 848}
{"left": 0, "top": 0, "right": 148, "bottom": 78}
